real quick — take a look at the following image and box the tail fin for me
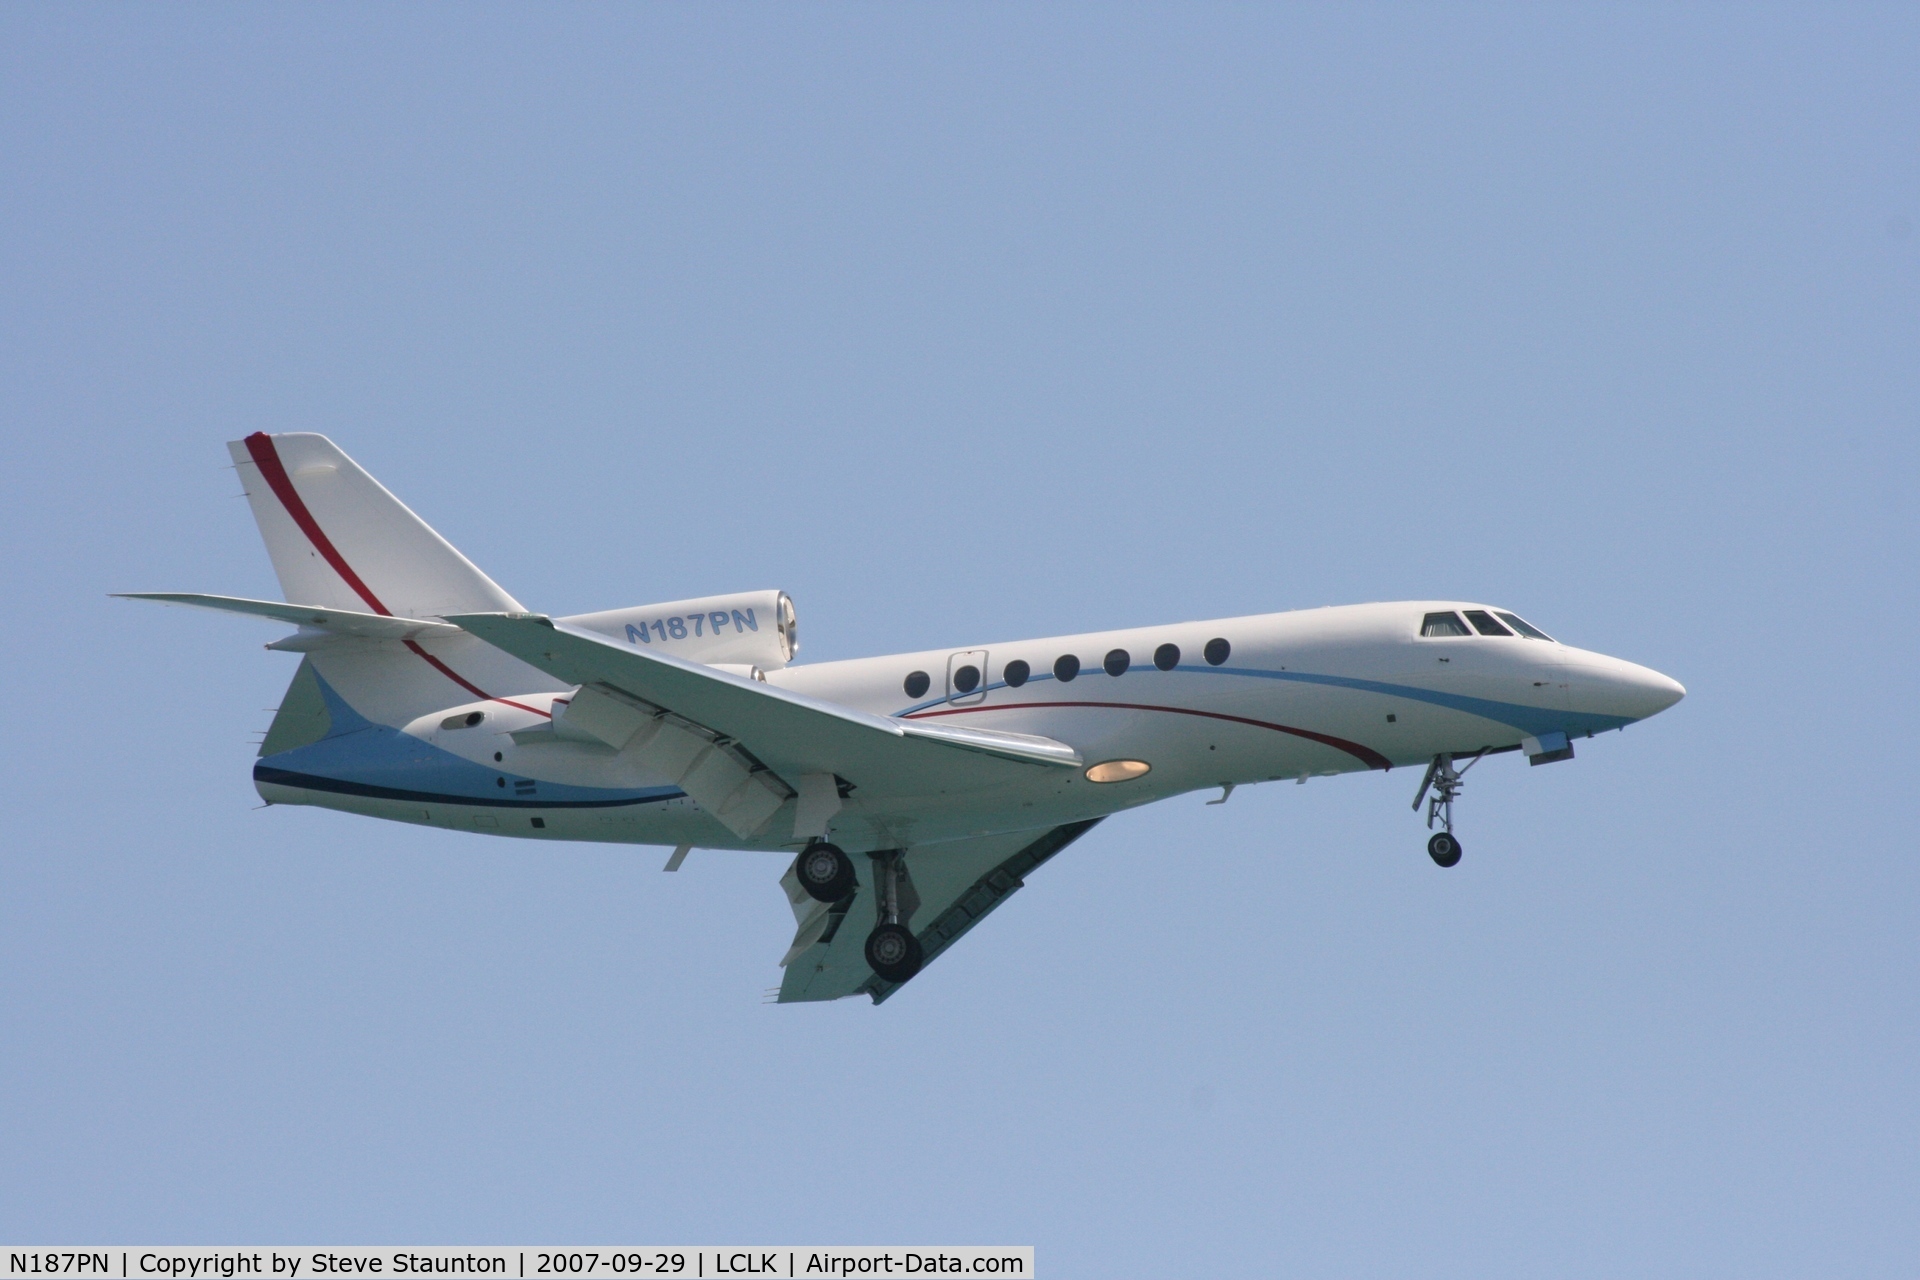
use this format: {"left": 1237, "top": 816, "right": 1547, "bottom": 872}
{"left": 228, "top": 433, "right": 523, "bottom": 618}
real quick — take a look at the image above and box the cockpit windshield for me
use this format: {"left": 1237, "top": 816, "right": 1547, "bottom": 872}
{"left": 1463, "top": 609, "right": 1512, "bottom": 636}
{"left": 1422, "top": 608, "right": 1557, "bottom": 641}
{"left": 1494, "top": 610, "right": 1554, "bottom": 641}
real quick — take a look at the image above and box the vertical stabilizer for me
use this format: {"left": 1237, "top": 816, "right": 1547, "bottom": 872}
{"left": 227, "top": 433, "right": 524, "bottom": 618}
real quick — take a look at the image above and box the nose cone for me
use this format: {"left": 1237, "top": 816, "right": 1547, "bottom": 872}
{"left": 1632, "top": 666, "right": 1687, "bottom": 718}
{"left": 1571, "top": 655, "right": 1685, "bottom": 722}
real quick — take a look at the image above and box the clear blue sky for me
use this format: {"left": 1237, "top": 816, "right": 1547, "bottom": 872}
{"left": 3, "top": 5, "right": 1916, "bottom": 1274}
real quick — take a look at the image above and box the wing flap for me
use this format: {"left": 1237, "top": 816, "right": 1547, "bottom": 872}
{"left": 551, "top": 682, "right": 791, "bottom": 839}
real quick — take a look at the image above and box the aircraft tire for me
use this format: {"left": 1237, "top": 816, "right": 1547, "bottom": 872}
{"left": 1427, "top": 832, "right": 1462, "bottom": 868}
{"left": 795, "top": 842, "right": 856, "bottom": 902}
{"left": 865, "top": 923, "right": 923, "bottom": 983}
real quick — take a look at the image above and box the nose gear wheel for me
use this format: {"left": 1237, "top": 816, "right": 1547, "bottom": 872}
{"left": 1412, "top": 749, "right": 1486, "bottom": 867}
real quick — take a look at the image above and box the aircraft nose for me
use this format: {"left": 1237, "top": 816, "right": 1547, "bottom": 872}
{"left": 1588, "top": 658, "right": 1686, "bottom": 721}
{"left": 1552, "top": 649, "right": 1685, "bottom": 723}
{"left": 1634, "top": 666, "right": 1686, "bottom": 716}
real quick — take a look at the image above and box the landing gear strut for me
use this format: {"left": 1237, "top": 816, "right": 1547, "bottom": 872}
{"left": 1412, "top": 750, "right": 1486, "bottom": 868}
{"left": 864, "top": 850, "right": 923, "bottom": 983}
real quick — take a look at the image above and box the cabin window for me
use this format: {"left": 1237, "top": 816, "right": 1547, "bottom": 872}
{"left": 1421, "top": 612, "right": 1471, "bottom": 637}
{"left": 1495, "top": 611, "right": 1555, "bottom": 641}
{"left": 952, "top": 664, "right": 981, "bottom": 694}
{"left": 1154, "top": 642, "right": 1180, "bottom": 670}
{"left": 1464, "top": 609, "right": 1514, "bottom": 636}
{"left": 1054, "top": 654, "right": 1081, "bottom": 683}
{"left": 1004, "top": 659, "right": 1030, "bottom": 688}
{"left": 1104, "top": 649, "right": 1131, "bottom": 676}
{"left": 1204, "top": 637, "right": 1231, "bottom": 665}
{"left": 904, "top": 670, "right": 930, "bottom": 698}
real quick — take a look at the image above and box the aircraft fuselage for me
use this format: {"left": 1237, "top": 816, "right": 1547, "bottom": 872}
{"left": 254, "top": 599, "right": 1683, "bottom": 855}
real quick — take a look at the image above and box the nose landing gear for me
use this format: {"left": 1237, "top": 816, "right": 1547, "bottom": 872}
{"left": 1412, "top": 750, "right": 1486, "bottom": 867}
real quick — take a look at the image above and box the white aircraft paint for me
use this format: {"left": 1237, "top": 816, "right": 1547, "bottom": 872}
{"left": 122, "top": 433, "right": 1684, "bottom": 1003}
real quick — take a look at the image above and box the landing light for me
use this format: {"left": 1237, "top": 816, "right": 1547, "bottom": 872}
{"left": 1085, "top": 759, "right": 1151, "bottom": 783}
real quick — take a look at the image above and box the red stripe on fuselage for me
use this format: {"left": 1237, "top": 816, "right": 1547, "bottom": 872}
{"left": 241, "top": 432, "right": 549, "bottom": 718}
{"left": 905, "top": 700, "right": 1392, "bottom": 771}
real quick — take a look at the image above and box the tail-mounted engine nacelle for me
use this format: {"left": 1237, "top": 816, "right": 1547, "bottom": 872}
{"left": 556, "top": 590, "right": 798, "bottom": 670}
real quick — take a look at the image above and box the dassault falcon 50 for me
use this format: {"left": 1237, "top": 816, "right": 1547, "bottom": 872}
{"left": 124, "top": 434, "right": 1685, "bottom": 1003}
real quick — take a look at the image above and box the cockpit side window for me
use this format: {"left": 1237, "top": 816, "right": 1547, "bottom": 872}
{"left": 1421, "top": 611, "right": 1472, "bottom": 637}
{"left": 1494, "top": 611, "right": 1555, "bottom": 641}
{"left": 1464, "top": 609, "right": 1514, "bottom": 636}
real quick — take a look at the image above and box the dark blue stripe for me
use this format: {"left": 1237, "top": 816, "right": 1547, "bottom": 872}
{"left": 255, "top": 765, "right": 683, "bottom": 810}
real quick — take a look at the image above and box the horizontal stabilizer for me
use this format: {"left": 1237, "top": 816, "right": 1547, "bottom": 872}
{"left": 115, "top": 593, "right": 462, "bottom": 644}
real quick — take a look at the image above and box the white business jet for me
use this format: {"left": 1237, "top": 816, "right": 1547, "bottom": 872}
{"left": 123, "top": 434, "right": 1684, "bottom": 1003}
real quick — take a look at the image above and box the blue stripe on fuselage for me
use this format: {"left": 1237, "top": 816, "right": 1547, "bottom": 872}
{"left": 1205, "top": 666, "right": 1629, "bottom": 737}
{"left": 895, "top": 665, "right": 1631, "bottom": 737}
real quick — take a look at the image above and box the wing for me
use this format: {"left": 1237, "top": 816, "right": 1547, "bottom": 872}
{"left": 449, "top": 614, "right": 1080, "bottom": 839}
{"left": 116, "top": 592, "right": 461, "bottom": 643}
{"left": 776, "top": 819, "right": 1103, "bottom": 1004}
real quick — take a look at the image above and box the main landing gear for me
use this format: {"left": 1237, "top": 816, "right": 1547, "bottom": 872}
{"left": 865, "top": 922, "right": 921, "bottom": 983}
{"left": 1412, "top": 750, "right": 1486, "bottom": 868}
{"left": 794, "top": 841, "right": 856, "bottom": 903}
{"left": 864, "top": 850, "right": 923, "bottom": 984}
{"left": 793, "top": 842, "right": 924, "bottom": 983}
